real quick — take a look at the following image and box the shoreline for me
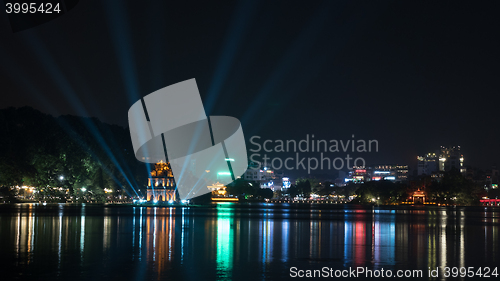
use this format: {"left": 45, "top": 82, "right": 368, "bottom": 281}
{"left": 0, "top": 201, "right": 494, "bottom": 209}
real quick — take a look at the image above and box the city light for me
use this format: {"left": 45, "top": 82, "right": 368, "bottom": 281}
{"left": 0, "top": 3, "right": 496, "bottom": 278}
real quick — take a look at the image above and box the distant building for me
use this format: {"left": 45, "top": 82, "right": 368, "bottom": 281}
{"left": 373, "top": 164, "right": 409, "bottom": 182}
{"left": 282, "top": 177, "right": 291, "bottom": 189}
{"left": 345, "top": 167, "right": 371, "bottom": 183}
{"left": 485, "top": 165, "right": 499, "bottom": 190}
{"left": 439, "top": 146, "right": 465, "bottom": 174}
{"left": 345, "top": 165, "right": 409, "bottom": 183}
{"left": 418, "top": 146, "right": 465, "bottom": 175}
{"left": 242, "top": 162, "right": 286, "bottom": 191}
{"left": 492, "top": 165, "right": 499, "bottom": 189}
{"left": 431, "top": 171, "right": 444, "bottom": 181}
{"left": 417, "top": 153, "right": 438, "bottom": 175}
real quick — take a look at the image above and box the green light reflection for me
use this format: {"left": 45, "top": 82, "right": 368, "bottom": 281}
{"left": 216, "top": 208, "right": 234, "bottom": 280}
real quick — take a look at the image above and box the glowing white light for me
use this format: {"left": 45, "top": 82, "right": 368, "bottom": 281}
{"left": 81, "top": 188, "right": 87, "bottom": 192}
{"left": 59, "top": 176, "right": 64, "bottom": 180}
{"left": 168, "top": 200, "right": 174, "bottom": 203}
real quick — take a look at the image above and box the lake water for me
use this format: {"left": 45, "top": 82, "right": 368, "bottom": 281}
{"left": 0, "top": 203, "right": 499, "bottom": 280}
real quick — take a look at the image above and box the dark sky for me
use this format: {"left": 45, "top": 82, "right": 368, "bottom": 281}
{"left": 0, "top": 0, "right": 499, "bottom": 177}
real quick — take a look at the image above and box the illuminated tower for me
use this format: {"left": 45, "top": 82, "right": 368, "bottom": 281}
{"left": 147, "top": 160, "right": 177, "bottom": 202}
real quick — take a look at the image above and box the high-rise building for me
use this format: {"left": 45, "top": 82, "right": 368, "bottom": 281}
{"left": 417, "top": 153, "right": 438, "bottom": 175}
{"left": 439, "top": 146, "right": 465, "bottom": 174}
{"left": 418, "top": 146, "right": 465, "bottom": 176}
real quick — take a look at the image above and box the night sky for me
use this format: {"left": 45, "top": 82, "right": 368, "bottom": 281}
{"left": 0, "top": 1, "right": 499, "bottom": 177}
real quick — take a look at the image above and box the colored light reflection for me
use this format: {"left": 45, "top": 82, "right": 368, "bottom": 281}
{"left": 281, "top": 220, "right": 289, "bottom": 262}
{"left": 217, "top": 208, "right": 234, "bottom": 279}
{"left": 2, "top": 204, "right": 500, "bottom": 280}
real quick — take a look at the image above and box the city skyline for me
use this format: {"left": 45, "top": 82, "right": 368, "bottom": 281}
{"left": 1, "top": 1, "right": 499, "bottom": 171}
{"left": 1, "top": 2, "right": 500, "bottom": 280}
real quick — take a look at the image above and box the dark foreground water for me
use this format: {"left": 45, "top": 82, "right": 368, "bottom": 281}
{"left": 0, "top": 203, "right": 499, "bottom": 281}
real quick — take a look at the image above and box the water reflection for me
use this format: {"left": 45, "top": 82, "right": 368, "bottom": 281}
{"left": 80, "top": 205, "right": 85, "bottom": 262}
{"left": 0, "top": 204, "right": 499, "bottom": 280}
{"left": 217, "top": 207, "right": 233, "bottom": 279}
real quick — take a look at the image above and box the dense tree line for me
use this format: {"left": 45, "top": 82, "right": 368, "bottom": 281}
{"left": 426, "top": 169, "right": 485, "bottom": 205}
{"left": 353, "top": 180, "right": 408, "bottom": 204}
{"left": 226, "top": 178, "right": 274, "bottom": 199}
{"left": 273, "top": 171, "right": 484, "bottom": 206}
{"left": 0, "top": 107, "right": 149, "bottom": 202}
{"left": 353, "top": 168, "right": 485, "bottom": 205}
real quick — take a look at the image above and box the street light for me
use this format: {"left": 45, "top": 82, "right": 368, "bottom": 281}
{"left": 59, "top": 176, "right": 64, "bottom": 180}
{"left": 81, "top": 187, "right": 87, "bottom": 192}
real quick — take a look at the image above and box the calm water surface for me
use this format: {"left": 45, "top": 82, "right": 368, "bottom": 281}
{"left": 0, "top": 203, "right": 499, "bottom": 280}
